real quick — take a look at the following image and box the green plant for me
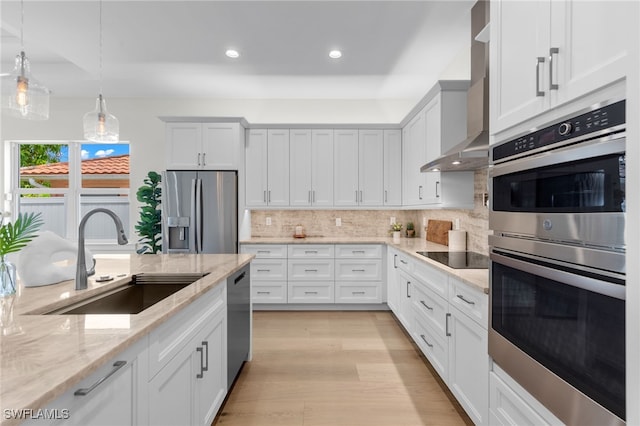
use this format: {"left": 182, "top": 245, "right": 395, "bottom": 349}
{"left": 406, "top": 222, "right": 414, "bottom": 231}
{"left": 135, "top": 171, "right": 162, "bottom": 254}
{"left": 0, "top": 212, "right": 43, "bottom": 256}
{"left": 390, "top": 222, "right": 403, "bottom": 232}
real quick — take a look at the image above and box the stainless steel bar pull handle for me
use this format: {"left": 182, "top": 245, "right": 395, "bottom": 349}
{"left": 196, "top": 347, "right": 204, "bottom": 378}
{"left": 202, "top": 152, "right": 206, "bottom": 166}
{"left": 456, "top": 294, "right": 475, "bottom": 305}
{"left": 74, "top": 361, "right": 127, "bottom": 396}
{"left": 435, "top": 181, "right": 440, "bottom": 198}
{"left": 406, "top": 281, "right": 411, "bottom": 298}
{"left": 549, "top": 47, "right": 559, "bottom": 90}
{"left": 305, "top": 291, "right": 318, "bottom": 295}
{"left": 536, "top": 56, "right": 545, "bottom": 97}
{"left": 268, "top": 190, "right": 271, "bottom": 203}
{"left": 263, "top": 190, "right": 266, "bottom": 203}
{"left": 352, "top": 269, "right": 366, "bottom": 272}
{"left": 305, "top": 269, "right": 318, "bottom": 272}
{"left": 352, "top": 291, "right": 366, "bottom": 295}
{"left": 446, "top": 313, "right": 452, "bottom": 336}
{"left": 419, "top": 185, "right": 423, "bottom": 200}
{"left": 257, "top": 291, "right": 271, "bottom": 294}
{"left": 420, "top": 300, "right": 433, "bottom": 311}
{"left": 202, "top": 341, "right": 209, "bottom": 372}
{"left": 385, "top": 190, "right": 388, "bottom": 203}
{"left": 355, "top": 190, "right": 358, "bottom": 203}
{"left": 393, "top": 254, "right": 398, "bottom": 269}
{"left": 309, "top": 190, "right": 312, "bottom": 203}
{"left": 197, "top": 153, "right": 201, "bottom": 166}
{"left": 359, "top": 190, "right": 363, "bottom": 203}
{"left": 420, "top": 335, "right": 434, "bottom": 348}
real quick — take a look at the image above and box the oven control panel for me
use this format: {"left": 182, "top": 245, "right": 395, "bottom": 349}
{"left": 492, "top": 100, "right": 625, "bottom": 163}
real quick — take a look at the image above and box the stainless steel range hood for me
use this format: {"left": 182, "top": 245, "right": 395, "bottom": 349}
{"left": 421, "top": 0, "right": 489, "bottom": 173}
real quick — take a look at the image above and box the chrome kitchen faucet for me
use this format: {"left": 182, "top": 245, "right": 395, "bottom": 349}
{"left": 76, "top": 208, "right": 128, "bottom": 290}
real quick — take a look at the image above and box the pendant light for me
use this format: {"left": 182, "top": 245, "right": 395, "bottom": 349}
{"left": 83, "top": 0, "right": 119, "bottom": 142}
{"left": 2, "top": 0, "right": 50, "bottom": 120}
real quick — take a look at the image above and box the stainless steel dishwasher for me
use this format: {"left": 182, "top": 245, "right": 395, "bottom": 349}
{"left": 227, "top": 264, "right": 250, "bottom": 389}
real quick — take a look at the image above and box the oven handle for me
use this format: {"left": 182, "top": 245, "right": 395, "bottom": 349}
{"left": 491, "top": 133, "right": 625, "bottom": 177}
{"left": 490, "top": 251, "right": 625, "bottom": 300}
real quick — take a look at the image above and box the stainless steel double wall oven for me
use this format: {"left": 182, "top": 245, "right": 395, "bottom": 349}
{"left": 489, "top": 99, "right": 626, "bottom": 425}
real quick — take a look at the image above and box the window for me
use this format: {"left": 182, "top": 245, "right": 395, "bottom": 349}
{"left": 10, "top": 141, "right": 131, "bottom": 251}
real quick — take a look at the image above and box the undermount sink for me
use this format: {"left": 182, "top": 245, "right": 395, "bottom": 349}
{"left": 45, "top": 273, "right": 208, "bottom": 315}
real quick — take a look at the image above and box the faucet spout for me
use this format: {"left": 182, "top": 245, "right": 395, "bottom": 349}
{"left": 76, "top": 208, "right": 128, "bottom": 290}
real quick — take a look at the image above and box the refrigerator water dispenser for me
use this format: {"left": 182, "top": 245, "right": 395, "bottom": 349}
{"left": 166, "top": 216, "right": 190, "bottom": 251}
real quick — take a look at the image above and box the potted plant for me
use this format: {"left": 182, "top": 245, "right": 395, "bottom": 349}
{"left": 135, "top": 171, "right": 162, "bottom": 254}
{"left": 0, "top": 212, "right": 43, "bottom": 296}
{"left": 406, "top": 222, "right": 415, "bottom": 238}
{"left": 389, "top": 222, "right": 403, "bottom": 242}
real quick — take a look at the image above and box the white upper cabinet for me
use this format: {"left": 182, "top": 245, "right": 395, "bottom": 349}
{"left": 245, "top": 129, "right": 290, "bottom": 207}
{"left": 166, "top": 122, "right": 241, "bottom": 170}
{"left": 333, "top": 129, "right": 384, "bottom": 207}
{"left": 491, "top": 0, "right": 635, "bottom": 134}
{"left": 402, "top": 108, "right": 427, "bottom": 206}
{"left": 383, "top": 129, "right": 402, "bottom": 206}
{"left": 333, "top": 129, "right": 360, "bottom": 206}
{"left": 289, "top": 129, "right": 334, "bottom": 207}
{"left": 358, "top": 129, "right": 384, "bottom": 206}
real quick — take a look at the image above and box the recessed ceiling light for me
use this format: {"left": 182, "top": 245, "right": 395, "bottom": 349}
{"left": 432, "top": 168, "right": 440, "bottom": 172}
{"left": 329, "top": 50, "right": 342, "bottom": 59}
{"left": 225, "top": 49, "right": 240, "bottom": 58}
{"left": 452, "top": 160, "right": 461, "bottom": 165}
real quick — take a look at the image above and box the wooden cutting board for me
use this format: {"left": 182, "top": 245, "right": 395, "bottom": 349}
{"left": 426, "top": 220, "right": 453, "bottom": 245}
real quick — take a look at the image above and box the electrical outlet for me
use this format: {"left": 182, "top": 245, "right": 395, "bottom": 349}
{"left": 390, "top": 216, "right": 396, "bottom": 225}
{"left": 422, "top": 217, "right": 427, "bottom": 227}
{"left": 266, "top": 217, "right": 272, "bottom": 226}
{"left": 335, "top": 217, "right": 342, "bottom": 227}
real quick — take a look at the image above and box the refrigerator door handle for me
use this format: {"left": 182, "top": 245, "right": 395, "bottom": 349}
{"left": 189, "top": 178, "right": 198, "bottom": 254}
{"left": 195, "top": 178, "right": 203, "bottom": 253}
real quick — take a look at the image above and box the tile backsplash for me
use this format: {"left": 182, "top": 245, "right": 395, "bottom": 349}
{"left": 250, "top": 169, "right": 490, "bottom": 254}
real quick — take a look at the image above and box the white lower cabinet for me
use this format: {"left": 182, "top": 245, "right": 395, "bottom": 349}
{"left": 490, "top": 364, "right": 563, "bottom": 426}
{"left": 148, "top": 284, "right": 227, "bottom": 426}
{"left": 23, "top": 338, "right": 145, "bottom": 426}
{"left": 391, "top": 251, "right": 489, "bottom": 426}
{"left": 241, "top": 244, "right": 288, "bottom": 304}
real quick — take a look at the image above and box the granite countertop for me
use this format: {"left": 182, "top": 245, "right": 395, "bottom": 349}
{"left": 0, "top": 253, "right": 253, "bottom": 424}
{"left": 241, "top": 236, "right": 489, "bottom": 294}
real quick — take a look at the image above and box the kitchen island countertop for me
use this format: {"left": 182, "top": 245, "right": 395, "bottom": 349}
{"left": 0, "top": 253, "right": 253, "bottom": 425}
{"left": 241, "top": 236, "right": 489, "bottom": 294}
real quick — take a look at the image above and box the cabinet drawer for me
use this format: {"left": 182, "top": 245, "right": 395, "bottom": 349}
{"left": 412, "top": 309, "right": 447, "bottom": 380}
{"left": 288, "top": 244, "right": 334, "bottom": 258}
{"left": 394, "top": 251, "right": 413, "bottom": 274}
{"left": 412, "top": 282, "right": 448, "bottom": 336}
{"left": 250, "top": 259, "right": 287, "bottom": 281}
{"left": 335, "top": 259, "right": 382, "bottom": 281}
{"left": 490, "top": 372, "right": 550, "bottom": 426}
{"left": 413, "top": 259, "right": 448, "bottom": 299}
{"left": 335, "top": 282, "right": 382, "bottom": 303}
{"left": 288, "top": 282, "right": 334, "bottom": 303}
{"left": 241, "top": 244, "right": 287, "bottom": 258}
{"left": 449, "top": 277, "right": 488, "bottom": 329}
{"left": 335, "top": 244, "right": 382, "bottom": 258}
{"left": 148, "top": 283, "right": 225, "bottom": 379}
{"left": 288, "top": 259, "right": 334, "bottom": 281}
{"left": 252, "top": 283, "right": 287, "bottom": 303}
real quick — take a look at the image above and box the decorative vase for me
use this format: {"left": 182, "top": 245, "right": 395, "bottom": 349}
{"left": 392, "top": 231, "right": 401, "bottom": 242}
{"left": 0, "top": 256, "right": 17, "bottom": 297}
{"left": 406, "top": 229, "right": 415, "bottom": 238}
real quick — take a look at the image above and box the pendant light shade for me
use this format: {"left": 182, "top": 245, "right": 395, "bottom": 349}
{"left": 83, "top": 0, "right": 119, "bottom": 142}
{"left": 2, "top": 0, "right": 50, "bottom": 120}
{"left": 83, "top": 94, "right": 119, "bottom": 142}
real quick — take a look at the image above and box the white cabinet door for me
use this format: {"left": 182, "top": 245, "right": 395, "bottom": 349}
{"left": 386, "top": 249, "right": 400, "bottom": 312}
{"left": 245, "top": 129, "right": 268, "bottom": 207}
{"left": 166, "top": 123, "right": 203, "bottom": 169}
{"left": 424, "top": 95, "right": 442, "bottom": 163}
{"left": 448, "top": 306, "right": 489, "bottom": 426}
{"left": 551, "top": 0, "right": 633, "bottom": 107}
{"left": 490, "top": 0, "right": 550, "bottom": 133}
{"left": 201, "top": 123, "right": 239, "bottom": 170}
{"left": 397, "top": 270, "right": 414, "bottom": 332}
{"left": 333, "top": 129, "right": 359, "bottom": 206}
{"left": 266, "top": 129, "right": 290, "bottom": 207}
{"left": 383, "top": 129, "right": 402, "bottom": 206}
{"left": 358, "top": 129, "right": 384, "bottom": 206}
{"left": 289, "top": 129, "right": 313, "bottom": 207}
{"left": 402, "top": 108, "right": 427, "bottom": 206}
{"left": 195, "top": 307, "right": 227, "bottom": 426}
{"left": 311, "top": 129, "right": 334, "bottom": 207}
{"left": 148, "top": 344, "right": 197, "bottom": 426}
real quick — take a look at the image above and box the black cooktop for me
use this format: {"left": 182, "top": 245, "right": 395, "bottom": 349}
{"left": 416, "top": 251, "right": 489, "bottom": 269}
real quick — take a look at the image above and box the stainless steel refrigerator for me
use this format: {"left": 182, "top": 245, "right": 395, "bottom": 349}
{"left": 162, "top": 170, "right": 238, "bottom": 254}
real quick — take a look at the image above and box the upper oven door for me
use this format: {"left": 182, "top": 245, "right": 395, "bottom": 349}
{"left": 490, "top": 134, "right": 626, "bottom": 248}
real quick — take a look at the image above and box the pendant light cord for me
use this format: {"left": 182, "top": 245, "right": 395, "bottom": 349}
{"left": 20, "top": 0, "right": 24, "bottom": 48}
{"left": 99, "top": 0, "right": 103, "bottom": 95}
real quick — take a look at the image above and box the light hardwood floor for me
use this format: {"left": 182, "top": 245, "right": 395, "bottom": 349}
{"left": 214, "top": 311, "right": 473, "bottom": 426}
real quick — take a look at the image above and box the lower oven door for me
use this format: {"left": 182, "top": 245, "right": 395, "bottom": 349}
{"left": 489, "top": 248, "right": 625, "bottom": 425}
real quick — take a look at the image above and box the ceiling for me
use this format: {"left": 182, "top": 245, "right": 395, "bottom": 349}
{"left": 0, "top": 1, "right": 474, "bottom": 100}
